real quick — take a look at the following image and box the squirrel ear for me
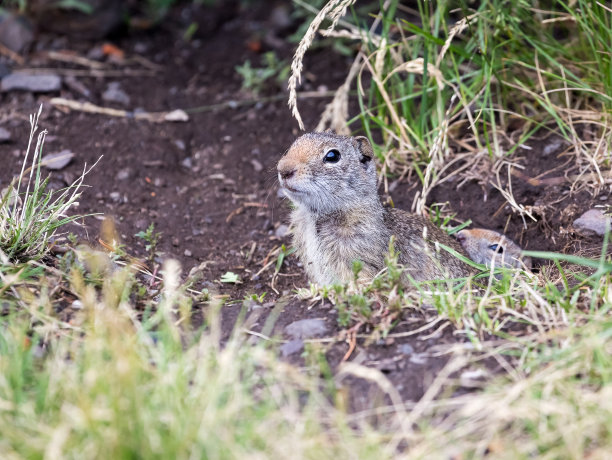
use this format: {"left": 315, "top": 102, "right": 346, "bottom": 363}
{"left": 355, "top": 136, "right": 373, "bottom": 164}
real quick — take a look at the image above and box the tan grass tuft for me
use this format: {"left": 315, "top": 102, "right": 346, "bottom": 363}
{"left": 288, "top": 0, "right": 357, "bottom": 130}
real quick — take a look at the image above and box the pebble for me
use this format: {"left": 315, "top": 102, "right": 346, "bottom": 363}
{"left": 102, "top": 81, "right": 130, "bottom": 106}
{"left": 284, "top": 318, "right": 329, "bottom": 340}
{"left": 398, "top": 343, "right": 414, "bottom": 355}
{"left": 250, "top": 159, "right": 263, "bottom": 172}
{"left": 280, "top": 339, "right": 304, "bottom": 357}
{"left": 109, "top": 191, "right": 121, "bottom": 202}
{"left": 181, "top": 157, "right": 193, "bottom": 169}
{"left": 174, "top": 139, "right": 186, "bottom": 150}
{"left": 573, "top": 209, "right": 611, "bottom": 236}
{"left": 184, "top": 249, "right": 193, "bottom": 257}
{"left": 42, "top": 150, "right": 74, "bottom": 170}
{"left": 275, "top": 224, "right": 289, "bottom": 238}
{"left": 1, "top": 73, "right": 62, "bottom": 92}
{"left": 409, "top": 353, "right": 427, "bottom": 365}
{"left": 542, "top": 138, "right": 563, "bottom": 156}
{"left": 115, "top": 168, "right": 132, "bottom": 181}
{"left": 0, "top": 127, "right": 11, "bottom": 143}
{"left": 0, "top": 11, "right": 33, "bottom": 53}
{"left": 164, "top": 109, "right": 189, "bottom": 122}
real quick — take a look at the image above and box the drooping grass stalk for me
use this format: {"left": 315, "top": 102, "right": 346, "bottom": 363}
{"left": 291, "top": 0, "right": 611, "bottom": 197}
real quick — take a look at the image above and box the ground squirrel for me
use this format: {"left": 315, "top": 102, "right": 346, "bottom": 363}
{"left": 456, "top": 228, "right": 532, "bottom": 270}
{"left": 277, "top": 132, "right": 473, "bottom": 285}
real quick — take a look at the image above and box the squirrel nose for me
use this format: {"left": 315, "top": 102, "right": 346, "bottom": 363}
{"left": 279, "top": 167, "right": 296, "bottom": 180}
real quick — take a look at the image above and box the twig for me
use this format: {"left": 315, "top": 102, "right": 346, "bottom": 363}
{"left": 0, "top": 42, "right": 24, "bottom": 64}
{"left": 16, "top": 67, "right": 156, "bottom": 77}
{"left": 50, "top": 98, "right": 189, "bottom": 123}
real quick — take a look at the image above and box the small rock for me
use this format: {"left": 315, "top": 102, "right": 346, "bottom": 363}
{"left": 115, "top": 168, "right": 132, "bottom": 181}
{"left": 109, "top": 191, "right": 121, "bottom": 202}
{"left": 398, "top": 343, "right": 414, "bottom": 355}
{"left": 542, "top": 138, "right": 563, "bottom": 156}
{"left": 134, "top": 42, "right": 148, "bottom": 54}
{"left": 409, "top": 353, "right": 427, "bottom": 365}
{"left": 181, "top": 157, "right": 193, "bottom": 169}
{"left": 269, "top": 4, "right": 292, "bottom": 31}
{"left": 275, "top": 224, "right": 290, "bottom": 238}
{"left": 184, "top": 249, "right": 192, "bottom": 257}
{"left": 164, "top": 109, "right": 189, "bottom": 122}
{"left": 102, "top": 82, "right": 130, "bottom": 106}
{"left": 280, "top": 339, "right": 304, "bottom": 357}
{"left": 573, "top": 209, "right": 611, "bottom": 236}
{"left": 0, "top": 127, "right": 11, "bottom": 143}
{"left": 174, "top": 139, "right": 186, "bottom": 150}
{"left": 1, "top": 73, "right": 62, "bottom": 92}
{"left": 250, "top": 159, "right": 263, "bottom": 172}
{"left": 284, "top": 318, "right": 329, "bottom": 340}
{"left": 42, "top": 150, "right": 74, "bottom": 170}
{"left": 71, "top": 300, "right": 84, "bottom": 310}
{"left": 87, "top": 45, "right": 105, "bottom": 60}
{"left": 0, "top": 11, "right": 33, "bottom": 53}
{"left": 459, "top": 369, "right": 488, "bottom": 387}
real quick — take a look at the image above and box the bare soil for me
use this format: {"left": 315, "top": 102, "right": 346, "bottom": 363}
{"left": 0, "top": 2, "right": 608, "bottom": 405}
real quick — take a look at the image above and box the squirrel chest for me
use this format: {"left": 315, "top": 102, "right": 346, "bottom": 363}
{"left": 291, "top": 207, "right": 388, "bottom": 285}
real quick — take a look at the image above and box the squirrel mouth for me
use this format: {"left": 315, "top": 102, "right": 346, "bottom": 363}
{"left": 283, "top": 185, "right": 301, "bottom": 194}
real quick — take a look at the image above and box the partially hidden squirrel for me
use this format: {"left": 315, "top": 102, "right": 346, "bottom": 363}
{"left": 455, "top": 228, "right": 532, "bottom": 270}
{"left": 277, "top": 132, "right": 531, "bottom": 286}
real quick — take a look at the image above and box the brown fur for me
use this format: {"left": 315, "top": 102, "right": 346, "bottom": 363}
{"left": 277, "top": 132, "right": 472, "bottom": 285}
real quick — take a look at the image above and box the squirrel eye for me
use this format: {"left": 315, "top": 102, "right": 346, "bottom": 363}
{"left": 323, "top": 149, "right": 341, "bottom": 163}
{"left": 488, "top": 244, "right": 504, "bottom": 253}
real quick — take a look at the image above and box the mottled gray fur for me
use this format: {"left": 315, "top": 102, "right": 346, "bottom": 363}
{"left": 277, "top": 132, "right": 471, "bottom": 285}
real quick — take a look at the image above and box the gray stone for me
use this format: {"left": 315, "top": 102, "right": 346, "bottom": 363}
{"left": 102, "top": 82, "right": 130, "bottom": 106}
{"left": 181, "top": 157, "right": 193, "bottom": 169}
{"left": 398, "top": 343, "right": 414, "bottom": 355}
{"left": 184, "top": 249, "right": 192, "bottom": 257}
{"left": 409, "top": 353, "right": 427, "bottom": 365}
{"left": 1, "top": 73, "right": 61, "bottom": 92}
{"left": 542, "top": 138, "right": 563, "bottom": 156}
{"left": 0, "top": 12, "right": 33, "bottom": 53}
{"left": 0, "top": 127, "right": 11, "bottom": 143}
{"left": 109, "top": 191, "right": 121, "bottom": 202}
{"left": 573, "top": 209, "right": 611, "bottom": 236}
{"left": 284, "top": 318, "right": 329, "bottom": 340}
{"left": 250, "top": 159, "right": 263, "bottom": 172}
{"left": 42, "top": 150, "right": 74, "bottom": 170}
{"left": 115, "top": 168, "right": 132, "bottom": 181}
{"left": 275, "top": 224, "right": 290, "bottom": 238}
{"left": 280, "top": 339, "right": 304, "bottom": 357}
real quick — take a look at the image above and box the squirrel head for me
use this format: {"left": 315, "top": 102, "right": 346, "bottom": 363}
{"left": 277, "top": 132, "right": 377, "bottom": 214}
{"left": 455, "top": 228, "right": 531, "bottom": 270}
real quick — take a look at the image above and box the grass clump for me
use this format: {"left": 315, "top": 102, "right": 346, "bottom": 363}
{"left": 0, "top": 106, "right": 93, "bottom": 263}
{"left": 0, "top": 261, "right": 392, "bottom": 459}
{"left": 289, "top": 0, "right": 611, "bottom": 208}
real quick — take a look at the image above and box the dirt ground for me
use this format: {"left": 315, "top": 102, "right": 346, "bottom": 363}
{"left": 0, "top": 1, "right": 609, "bottom": 405}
